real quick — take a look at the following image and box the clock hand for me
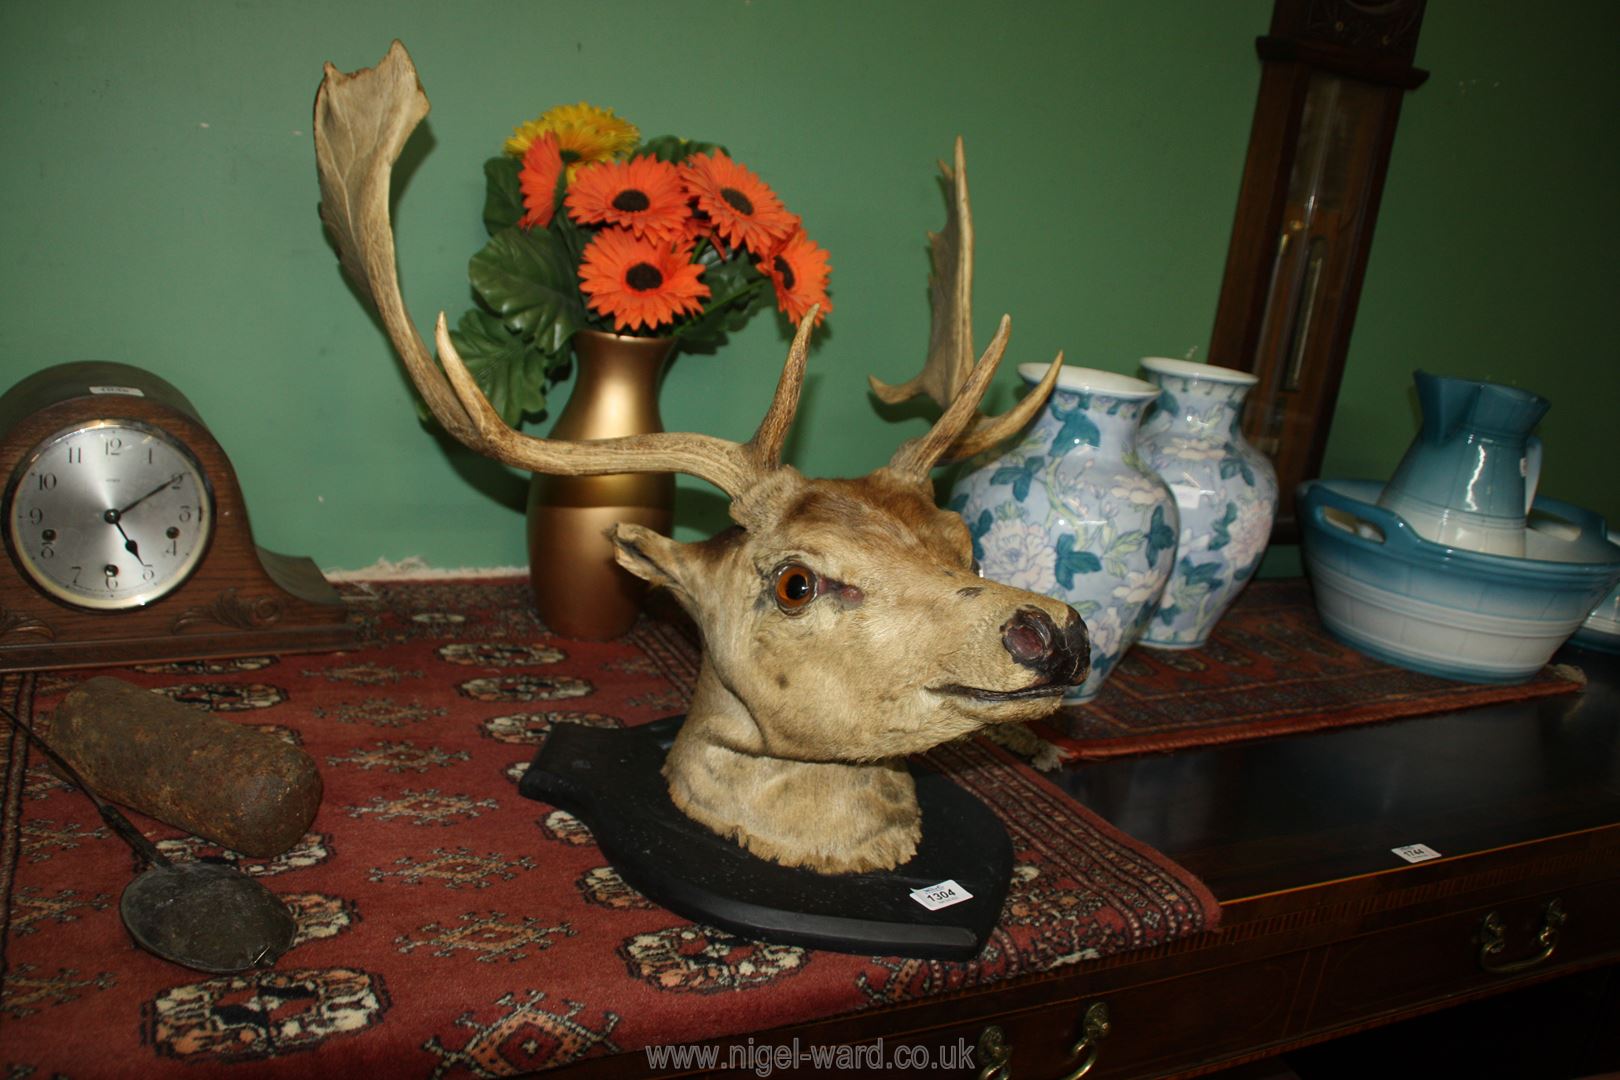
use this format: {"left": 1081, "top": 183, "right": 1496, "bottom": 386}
{"left": 114, "top": 473, "right": 183, "bottom": 517}
{"left": 107, "top": 517, "right": 152, "bottom": 567}
{"left": 99, "top": 472, "right": 182, "bottom": 567}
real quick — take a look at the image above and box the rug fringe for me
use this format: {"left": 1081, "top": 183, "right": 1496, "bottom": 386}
{"left": 325, "top": 557, "right": 526, "bottom": 582}
{"left": 1549, "top": 663, "right": 1587, "bottom": 687}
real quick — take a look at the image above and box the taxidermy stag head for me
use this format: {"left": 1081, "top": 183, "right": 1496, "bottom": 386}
{"left": 314, "top": 42, "right": 1087, "bottom": 873}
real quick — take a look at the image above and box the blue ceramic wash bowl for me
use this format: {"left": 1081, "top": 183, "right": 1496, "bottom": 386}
{"left": 1298, "top": 479, "right": 1620, "bottom": 683}
{"left": 1570, "top": 536, "right": 1620, "bottom": 653}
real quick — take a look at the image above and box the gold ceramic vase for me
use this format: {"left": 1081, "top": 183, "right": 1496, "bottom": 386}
{"left": 527, "top": 330, "right": 675, "bottom": 639}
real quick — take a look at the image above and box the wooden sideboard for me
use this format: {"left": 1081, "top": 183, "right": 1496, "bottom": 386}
{"left": 553, "top": 643, "right": 1620, "bottom": 1079}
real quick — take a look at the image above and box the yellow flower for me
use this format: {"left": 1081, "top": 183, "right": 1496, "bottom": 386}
{"left": 504, "top": 102, "right": 639, "bottom": 181}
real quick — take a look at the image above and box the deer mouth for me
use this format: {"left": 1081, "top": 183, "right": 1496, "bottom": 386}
{"left": 932, "top": 682, "right": 1069, "bottom": 703}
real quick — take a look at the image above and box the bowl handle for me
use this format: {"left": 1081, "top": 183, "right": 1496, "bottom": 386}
{"left": 1530, "top": 494, "right": 1612, "bottom": 546}
{"left": 1298, "top": 482, "right": 1428, "bottom": 552}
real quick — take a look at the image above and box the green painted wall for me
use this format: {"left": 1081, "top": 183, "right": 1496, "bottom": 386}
{"left": 1, "top": 2, "right": 1613, "bottom": 575}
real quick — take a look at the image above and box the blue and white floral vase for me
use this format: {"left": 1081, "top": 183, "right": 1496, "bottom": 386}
{"left": 950, "top": 364, "right": 1178, "bottom": 703}
{"left": 1137, "top": 357, "right": 1277, "bottom": 649}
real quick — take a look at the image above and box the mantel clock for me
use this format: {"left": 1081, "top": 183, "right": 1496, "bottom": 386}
{"left": 0, "top": 362, "right": 355, "bottom": 670}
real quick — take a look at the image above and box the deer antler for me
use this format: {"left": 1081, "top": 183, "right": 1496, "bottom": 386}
{"left": 873, "top": 137, "right": 1063, "bottom": 481}
{"left": 313, "top": 40, "right": 806, "bottom": 499}
{"left": 430, "top": 308, "right": 814, "bottom": 494}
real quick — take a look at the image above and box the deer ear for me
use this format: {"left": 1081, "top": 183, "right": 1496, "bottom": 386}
{"left": 610, "top": 523, "right": 693, "bottom": 598}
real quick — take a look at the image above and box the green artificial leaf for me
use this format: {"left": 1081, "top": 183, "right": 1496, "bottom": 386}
{"left": 483, "top": 156, "right": 525, "bottom": 236}
{"left": 636, "top": 134, "right": 728, "bottom": 164}
{"left": 469, "top": 226, "right": 587, "bottom": 355}
{"left": 550, "top": 194, "right": 592, "bottom": 273}
{"left": 446, "top": 309, "right": 556, "bottom": 426}
{"left": 674, "top": 256, "right": 769, "bottom": 350}
{"left": 704, "top": 254, "right": 766, "bottom": 308}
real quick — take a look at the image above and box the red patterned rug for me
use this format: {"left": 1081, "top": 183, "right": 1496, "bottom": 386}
{"left": 1036, "top": 578, "right": 1586, "bottom": 761}
{"left": 0, "top": 578, "right": 1217, "bottom": 1077}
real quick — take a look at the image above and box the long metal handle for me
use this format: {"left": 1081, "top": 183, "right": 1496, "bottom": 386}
{"left": 1059, "top": 1001, "right": 1112, "bottom": 1080}
{"left": 1479, "top": 899, "right": 1566, "bottom": 975}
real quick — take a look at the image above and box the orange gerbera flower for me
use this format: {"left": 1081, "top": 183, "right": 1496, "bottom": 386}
{"left": 759, "top": 229, "right": 833, "bottom": 326}
{"left": 679, "top": 152, "right": 797, "bottom": 255}
{"left": 518, "top": 134, "right": 564, "bottom": 229}
{"left": 565, "top": 156, "right": 690, "bottom": 244}
{"left": 578, "top": 228, "right": 710, "bottom": 332}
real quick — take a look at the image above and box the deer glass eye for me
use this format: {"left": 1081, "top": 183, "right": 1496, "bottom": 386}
{"left": 773, "top": 563, "right": 818, "bottom": 613}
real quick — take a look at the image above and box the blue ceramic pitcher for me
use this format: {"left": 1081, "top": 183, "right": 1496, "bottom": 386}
{"left": 1376, "top": 372, "right": 1549, "bottom": 557}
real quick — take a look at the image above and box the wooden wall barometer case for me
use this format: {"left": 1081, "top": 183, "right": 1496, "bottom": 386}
{"left": 1209, "top": 0, "right": 1429, "bottom": 541}
{"left": 0, "top": 362, "right": 355, "bottom": 670}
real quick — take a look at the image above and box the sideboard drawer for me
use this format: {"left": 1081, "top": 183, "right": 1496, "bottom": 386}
{"left": 1307, "top": 877, "right": 1620, "bottom": 1030}
{"left": 963, "top": 951, "right": 1308, "bottom": 1079}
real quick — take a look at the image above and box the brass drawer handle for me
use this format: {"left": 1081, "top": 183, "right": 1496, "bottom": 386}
{"left": 976, "top": 1024, "right": 1012, "bottom": 1080}
{"left": 1060, "top": 1001, "right": 1112, "bottom": 1080}
{"left": 1479, "top": 899, "right": 1566, "bottom": 975}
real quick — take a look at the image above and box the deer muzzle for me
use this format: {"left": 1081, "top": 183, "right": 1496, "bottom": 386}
{"left": 1002, "top": 606, "right": 1089, "bottom": 687}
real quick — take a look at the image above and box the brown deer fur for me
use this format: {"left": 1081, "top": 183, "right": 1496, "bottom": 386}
{"left": 614, "top": 469, "right": 1084, "bottom": 871}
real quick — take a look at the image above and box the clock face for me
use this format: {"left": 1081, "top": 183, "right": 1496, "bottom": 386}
{"left": 4, "top": 420, "right": 215, "bottom": 610}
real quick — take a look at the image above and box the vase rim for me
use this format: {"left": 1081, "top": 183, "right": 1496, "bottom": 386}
{"left": 1019, "top": 362, "right": 1159, "bottom": 400}
{"left": 576, "top": 328, "right": 676, "bottom": 346}
{"left": 1139, "top": 356, "right": 1258, "bottom": 386}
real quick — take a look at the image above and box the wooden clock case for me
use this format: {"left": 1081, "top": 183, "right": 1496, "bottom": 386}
{"left": 0, "top": 362, "right": 355, "bottom": 670}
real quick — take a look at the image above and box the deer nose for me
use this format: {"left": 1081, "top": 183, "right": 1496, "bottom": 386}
{"left": 1001, "top": 606, "right": 1089, "bottom": 686}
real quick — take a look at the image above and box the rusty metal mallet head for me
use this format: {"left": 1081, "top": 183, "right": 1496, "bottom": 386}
{"left": 0, "top": 700, "right": 295, "bottom": 974}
